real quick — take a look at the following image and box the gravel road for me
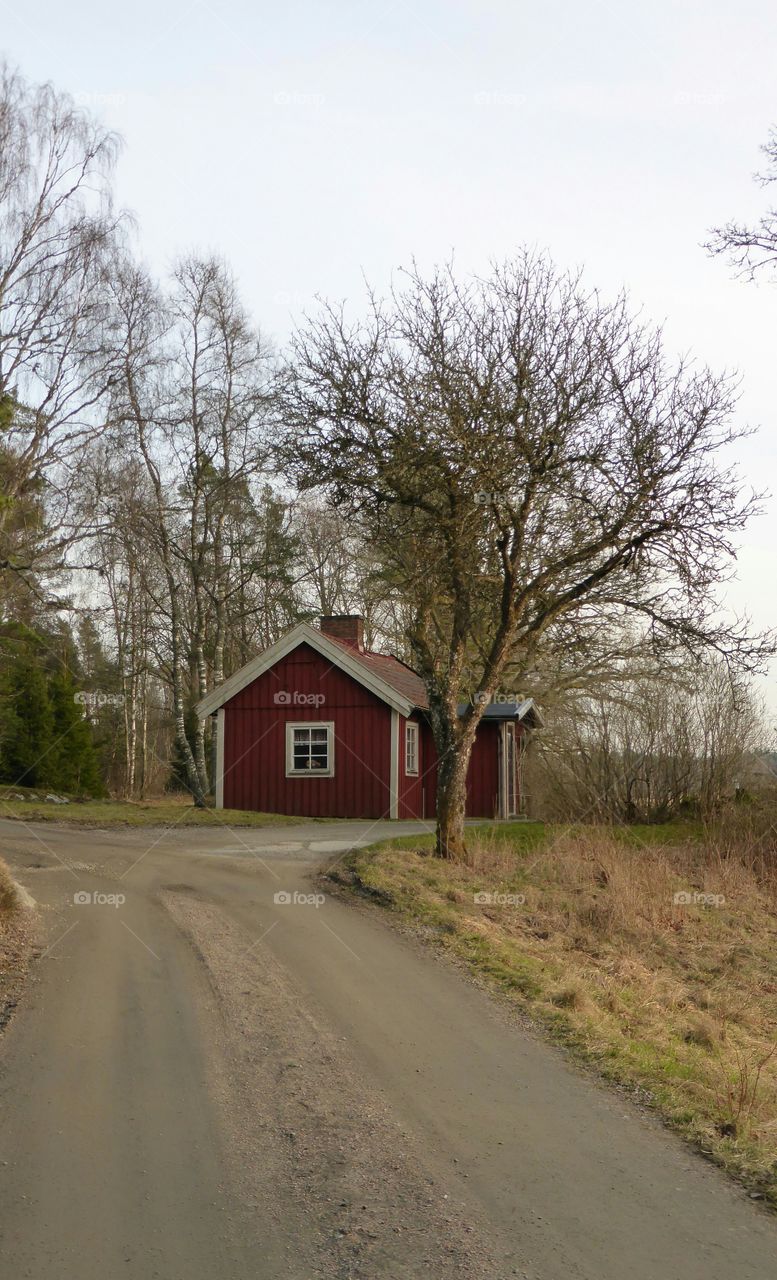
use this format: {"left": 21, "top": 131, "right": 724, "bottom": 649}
{"left": 1, "top": 816, "right": 776, "bottom": 1279}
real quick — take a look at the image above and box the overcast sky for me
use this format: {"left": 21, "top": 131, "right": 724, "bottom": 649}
{"left": 3, "top": 0, "right": 776, "bottom": 702}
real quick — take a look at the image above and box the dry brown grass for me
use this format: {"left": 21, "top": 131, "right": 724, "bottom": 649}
{"left": 0, "top": 856, "right": 19, "bottom": 917}
{"left": 346, "top": 816, "right": 777, "bottom": 1204}
{"left": 0, "top": 854, "right": 35, "bottom": 1039}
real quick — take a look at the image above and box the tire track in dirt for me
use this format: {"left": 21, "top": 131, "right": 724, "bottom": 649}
{"left": 161, "top": 889, "right": 529, "bottom": 1279}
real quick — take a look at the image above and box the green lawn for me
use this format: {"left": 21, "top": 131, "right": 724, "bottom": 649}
{"left": 387, "top": 817, "right": 704, "bottom": 854}
{"left": 0, "top": 787, "right": 319, "bottom": 828}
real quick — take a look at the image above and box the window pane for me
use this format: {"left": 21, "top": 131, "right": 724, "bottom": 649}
{"left": 406, "top": 724, "right": 418, "bottom": 773}
{"left": 289, "top": 724, "right": 330, "bottom": 773}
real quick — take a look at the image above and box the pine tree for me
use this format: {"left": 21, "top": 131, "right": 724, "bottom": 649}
{"left": 0, "top": 626, "right": 105, "bottom": 795}
{"left": 47, "top": 670, "right": 105, "bottom": 796}
{"left": 0, "top": 649, "right": 54, "bottom": 787}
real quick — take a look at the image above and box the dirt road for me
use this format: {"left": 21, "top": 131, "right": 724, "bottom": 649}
{"left": 1, "top": 816, "right": 776, "bottom": 1278}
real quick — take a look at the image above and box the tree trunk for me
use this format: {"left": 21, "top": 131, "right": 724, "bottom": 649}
{"left": 170, "top": 590, "right": 205, "bottom": 807}
{"left": 432, "top": 703, "right": 480, "bottom": 859}
{"left": 210, "top": 612, "right": 225, "bottom": 793}
{"left": 139, "top": 670, "right": 148, "bottom": 800}
{"left": 172, "top": 666, "right": 204, "bottom": 805}
{"left": 192, "top": 635, "right": 210, "bottom": 796}
{"left": 435, "top": 745, "right": 470, "bottom": 858}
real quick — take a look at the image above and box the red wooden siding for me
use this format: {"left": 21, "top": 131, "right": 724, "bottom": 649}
{"left": 222, "top": 643, "right": 391, "bottom": 818}
{"left": 419, "top": 722, "right": 438, "bottom": 818}
{"left": 466, "top": 721, "right": 501, "bottom": 818}
{"left": 399, "top": 717, "right": 512, "bottom": 819}
{"left": 220, "top": 639, "right": 525, "bottom": 819}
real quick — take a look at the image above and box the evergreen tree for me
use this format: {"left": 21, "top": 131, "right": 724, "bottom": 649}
{"left": 0, "top": 625, "right": 105, "bottom": 795}
{"left": 0, "top": 647, "right": 54, "bottom": 787}
{"left": 47, "top": 670, "right": 105, "bottom": 796}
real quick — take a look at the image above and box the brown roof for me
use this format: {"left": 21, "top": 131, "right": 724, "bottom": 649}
{"left": 327, "top": 637, "right": 429, "bottom": 710}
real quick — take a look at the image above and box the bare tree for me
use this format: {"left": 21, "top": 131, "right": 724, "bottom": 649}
{"left": 0, "top": 63, "right": 123, "bottom": 591}
{"left": 102, "top": 261, "right": 207, "bottom": 802}
{"left": 533, "top": 657, "right": 765, "bottom": 823}
{"left": 707, "top": 126, "right": 777, "bottom": 277}
{"left": 93, "top": 256, "right": 277, "bottom": 802}
{"left": 292, "top": 498, "right": 402, "bottom": 648}
{"left": 76, "top": 444, "right": 164, "bottom": 797}
{"left": 166, "top": 255, "right": 273, "bottom": 791}
{"left": 281, "top": 255, "right": 772, "bottom": 858}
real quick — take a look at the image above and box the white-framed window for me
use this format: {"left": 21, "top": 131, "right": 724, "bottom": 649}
{"left": 405, "top": 721, "right": 419, "bottom": 775}
{"left": 285, "top": 722, "right": 335, "bottom": 777}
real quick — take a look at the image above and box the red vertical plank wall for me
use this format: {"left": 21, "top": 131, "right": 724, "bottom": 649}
{"left": 221, "top": 643, "right": 391, "bottom": 818}
{"left": 220, "top": 639, "right": 518, "bottom": 819}
{"left": 399, "top": 717, "right": 503, "bottom": 819}
{"left": 465, "top": 721, "right": 501, "bottom": 818}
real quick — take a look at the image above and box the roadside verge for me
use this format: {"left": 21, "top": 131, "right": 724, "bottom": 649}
{"left": 0, "top": 856, "right": 37, "bottom": 1036}
{"left": 328, "top": 824, "right": 777, "bottom": 1210}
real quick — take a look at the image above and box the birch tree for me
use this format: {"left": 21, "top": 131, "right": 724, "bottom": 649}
{"left": 167, "top": 255, "right": 272, "bottom": 791}
{"left": 0, "top": 63, "right": 122, "bottom": 592}
{"left": 103, "top": 262, "right": 206, "bottom": 801}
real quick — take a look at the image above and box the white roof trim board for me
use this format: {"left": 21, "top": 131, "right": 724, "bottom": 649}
{"left": 516, "top": 698, "right": 544, "bottom": 728}
{"left": 195, "top": 623, "right": 416, "bottom": 720}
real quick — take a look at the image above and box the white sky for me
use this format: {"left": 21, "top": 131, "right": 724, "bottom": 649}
{"left": 3, "top": 0, "right": 776, "bottom": 703}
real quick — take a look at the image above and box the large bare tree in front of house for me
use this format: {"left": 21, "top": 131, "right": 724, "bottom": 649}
{"left": 280, "top": 254, "right": 771, "bottom": 858}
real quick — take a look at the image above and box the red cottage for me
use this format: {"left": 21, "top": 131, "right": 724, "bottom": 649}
{"left": 196, "top": 616, "right": 542, "bottom": 820}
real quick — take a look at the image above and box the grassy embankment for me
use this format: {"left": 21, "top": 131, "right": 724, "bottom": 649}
{"left": 0, "top": 785, "right": 319, "bottom": 828}
{"left": 338, "top": 816, "right": 777, "bottom": 1205}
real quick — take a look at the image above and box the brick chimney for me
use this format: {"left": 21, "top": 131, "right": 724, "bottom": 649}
{"left": 319, "top": 614, "right": 364, "bottom": 651}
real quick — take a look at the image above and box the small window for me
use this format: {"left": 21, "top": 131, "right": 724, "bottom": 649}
{"left": 405, "top": 722, "right": 419, "bottom": 775}
{"left": 286, "top": 722, "right": 334, "bottom": 777}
